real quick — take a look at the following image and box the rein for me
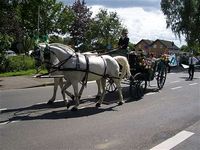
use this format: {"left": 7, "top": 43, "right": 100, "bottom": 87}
{"left": 36, "top": 45, "right": 120, "bottom": 80}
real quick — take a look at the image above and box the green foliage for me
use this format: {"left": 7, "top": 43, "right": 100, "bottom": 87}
{"left": 91, "top": 9, "right": 123, "bottom": 50}
{"left": 180, "top": 45, "right": 190, "bottom": 52}
{"left": 0, "top": 34, "right": 14, "bottom": 72}
{"left": 0, "top": 2, "right": 23, "bottom": 39}
{"left": 161, "top": 0, "right": 200, "bottom": 47}
{"left": 0, "top": 55, "right": 35, "bottom": 73}
{"left": 0, "top": 34, "right": 14, "bottom": 52}
{"left": 18, "top": 0, "right": 65, "bottom": 36}
{"left": 22, "top": 36, "right": 35, "bottom": 54}
{"left": 49, "top": 35, "right": 64, "bottom": 43}
{"left": 57, "top": 6, "right": 75, "bottom": 34}
{"left": 69, "top": 0, "right": 92, "bottom": 51}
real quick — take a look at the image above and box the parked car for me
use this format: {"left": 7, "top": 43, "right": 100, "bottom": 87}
{"left": 5, "top": 50, "right": 17, "bottom": 57}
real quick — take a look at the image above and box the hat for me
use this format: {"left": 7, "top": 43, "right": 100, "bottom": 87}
{"left": 122, "top": 29, "right": 128, "bottom": 34}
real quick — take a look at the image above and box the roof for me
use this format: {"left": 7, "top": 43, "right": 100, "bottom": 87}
{"left": 153, "top": 39, "right": 180, "bottom": 50}
{"left": 135, "top": 39, "right": 153, "bottom": 46}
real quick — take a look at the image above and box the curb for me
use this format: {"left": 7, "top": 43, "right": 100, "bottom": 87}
{"left": 24, "top": 82, "right": 54, "bottom": 89}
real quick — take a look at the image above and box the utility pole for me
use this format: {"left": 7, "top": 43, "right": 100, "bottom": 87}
{"left": 37, "top": 6, "right": 40, "bottom": 39}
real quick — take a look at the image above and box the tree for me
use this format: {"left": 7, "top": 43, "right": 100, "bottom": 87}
{"left": 0, "top": 1, "right": 23, "bottom": 40}
{"left": 18, "top": 0, "right": 65, "bottom": 36}
{"left": 91, "top": 9, "right": 123, "bottom": 50}
{"left": 161, "top": 0, "right": 200, "bottom": 50}
{"left": 69, "top": 0, "right": 92, "bottom": 51}
{"left": 56, "top": 6, "right": 75, "bottom": 35}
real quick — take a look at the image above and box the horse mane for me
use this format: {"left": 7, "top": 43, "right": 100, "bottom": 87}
{"left": 50, "top": 43, "right": 75, "bottom": 53}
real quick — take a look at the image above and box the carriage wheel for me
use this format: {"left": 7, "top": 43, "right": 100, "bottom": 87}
{"left": 106, "top": 78, "right": 117, "bottom": 93}
{"left": 157, "top": 67, "right": 167, "bottom": 89}
{"left": 129, "top": 73, "right": 147, "bottom": 99}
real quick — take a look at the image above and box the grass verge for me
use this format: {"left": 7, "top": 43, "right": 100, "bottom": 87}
{"left": 0, "top": 69, "right": 48, "bottom": 77}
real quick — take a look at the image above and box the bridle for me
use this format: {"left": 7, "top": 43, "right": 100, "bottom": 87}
{"left": 35, "top": 44, "right": 75, "bottom": 77}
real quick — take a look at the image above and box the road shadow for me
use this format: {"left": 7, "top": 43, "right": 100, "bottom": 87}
{"left": 1, "top": 101, "right": 66, "bottom": 114}
{"left": 1, "top": 104, "right": 119, "bottom": 123}
{"left": 179, "top": 76, "right": 199, "bottom": 81}
{"left": 1, "top": 85, "right": 163, "bottom": 124}
{"left": 0, "top": 94, "right": 124, "bottom": 123}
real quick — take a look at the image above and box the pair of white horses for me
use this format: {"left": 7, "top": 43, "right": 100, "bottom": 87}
{"left": 38, "top": 43, "right": 131, "bottom": 111}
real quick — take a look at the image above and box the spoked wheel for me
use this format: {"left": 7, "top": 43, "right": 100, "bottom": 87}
{"left": 106, "top": 78, "right": 117, "bottom": 93}
{"left": 129, "top": 73, "right": 147, "bottom": 99}
{"left": 157, "top": 67, "right": 167, "bottom": 89}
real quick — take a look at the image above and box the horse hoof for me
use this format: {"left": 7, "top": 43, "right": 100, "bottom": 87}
{"left": 96, "top": 95, "right": 101, "bottom": 100}
{"left": 71, "top": 107, "right": 78, "bottom": 111}
{"left": 96, "top": 103, "right": 101, "bottom": 107}
{"left": 118, "top": 101, "right": 124, "bottom": 106}
{"left": 66, "top": 103, "right": 71, "bottom": 109}
{"left": 47, "top": 101, "right": 53, "bottom": 105}
{"left": 71, "top": 95, "right": 75, "bottom": 100}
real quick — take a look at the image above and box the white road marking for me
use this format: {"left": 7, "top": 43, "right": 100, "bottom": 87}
{"left": 170, "top": 80, "right": 180, "bottom": 84}
{"left": 146, "top": 92, "right": 156, "bottom": 96}
{"left": 189, "top": 83, "right": 198, "bottom": 86}
{"left": 150, "top": 130, "right": 194, "bottom": 150}
{"left": 0, "top": 108, "right": 7, "bottom": 113}
{"left": 0, "top": 121, "right": 10, "bottom": 125}
{"left": 171, "top": 86, "right": 182, "bottom": 90}
{"left": 0, "top": 121, "right": 19, "bottom": 126}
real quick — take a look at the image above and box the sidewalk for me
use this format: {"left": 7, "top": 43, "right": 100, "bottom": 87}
{"left": 0, "top": 75, "right": 54, "bottom": 90}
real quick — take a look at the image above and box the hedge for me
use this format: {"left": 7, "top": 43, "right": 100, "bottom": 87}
{"left": 0, "top": 55, "right": 36, "bottom": 73}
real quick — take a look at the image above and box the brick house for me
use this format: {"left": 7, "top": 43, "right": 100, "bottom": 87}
{"left": 134, "top": 39, "right": 180, "bottom": 57}
{"left": 134, "top": 39, "right": 153, "bottom": 55}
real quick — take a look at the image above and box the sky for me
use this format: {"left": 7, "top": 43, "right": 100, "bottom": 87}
{"left": 59, "top": 0, "right": 186, "bottom": 47}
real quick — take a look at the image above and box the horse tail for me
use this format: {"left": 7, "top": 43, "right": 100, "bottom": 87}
{"left": 113, "top": 56, "right": 131, "bottom": 81}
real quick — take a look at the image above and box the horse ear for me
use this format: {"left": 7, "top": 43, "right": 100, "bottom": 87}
{"left": 43, "top": 45, "right": 50, "bottom": 60}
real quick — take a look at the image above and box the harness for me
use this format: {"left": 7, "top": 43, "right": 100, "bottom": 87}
{"left": 37, "top": 45, "right": 119, "bottom": 82}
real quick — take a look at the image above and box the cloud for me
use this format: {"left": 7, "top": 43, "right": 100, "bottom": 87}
{"left": 59, "top": 0, "right": 186, "bottom": 47}
{"left": 61, "top": 0, "right": 160, "bottom": 10}
{"left": 90, "top": 5, "right": 186, "bottom": 47}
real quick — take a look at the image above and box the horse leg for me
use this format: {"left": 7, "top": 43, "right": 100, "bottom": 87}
{"left": 47, "top": 78, "right": 60, "bottom": 104}
{"left": 96, "top": 79, "right": 102, "bottom": 100}
{"left": 114, "top": 79, "right": 124, "bottom": 105}
{"left": 71, "top": 82, "right": 80, "bottom": 111}
{"left": 58, "top": 78, "right": 74, "bottom": 100}
{"left": 78, "top": 83, "right": 85, "bottom": 100}
{"left": 61, "top": 81, "right": 72, "bottom": 108}
{"left": 96, "top": 78, "right": 106, "bottom": 107}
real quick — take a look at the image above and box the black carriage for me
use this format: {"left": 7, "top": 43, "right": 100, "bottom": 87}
{"left": 105, "top": 51, "right": 168, "bottom": 99}
{"left": 127, "top": 52, "right": 167, "bottom": 98}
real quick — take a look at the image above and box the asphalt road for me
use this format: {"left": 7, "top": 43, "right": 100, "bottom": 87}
{"left": 1, "top": 72, "right": 200, "bottom": 150}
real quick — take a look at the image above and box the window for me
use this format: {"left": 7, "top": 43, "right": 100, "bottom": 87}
{"left": 153, "top": 44, "right": 157, "bottom": 48}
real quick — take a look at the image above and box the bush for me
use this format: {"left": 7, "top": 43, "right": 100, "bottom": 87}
{"left": 1, "top": 55, "right": 36, "bottom": 72}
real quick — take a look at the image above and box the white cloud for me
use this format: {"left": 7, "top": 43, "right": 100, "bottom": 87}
{"left": 90, "top": 5, "right": 186, "bottom": 47}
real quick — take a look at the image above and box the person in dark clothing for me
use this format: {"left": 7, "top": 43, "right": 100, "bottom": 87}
{"left": 115, "top": 29, "right": 129, "bottom": 56}
{"left": 118, "top": 29, "right": 129, "bottom": 49}
{"left": 187, "top": 53, "right": 198, "bottom": 80}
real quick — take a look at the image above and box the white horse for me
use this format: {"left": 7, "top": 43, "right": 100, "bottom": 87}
{"left": 44, "top": 44, "right": 131, "bottom": 105}
{"left": 39, "top": 43, "right": 130, "bottom": 111}
{"left": 42, "top": 43, "right": 99, "bottom": 104}
{"left": 49, "top": 56, "right": 131, "bottom": 104}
